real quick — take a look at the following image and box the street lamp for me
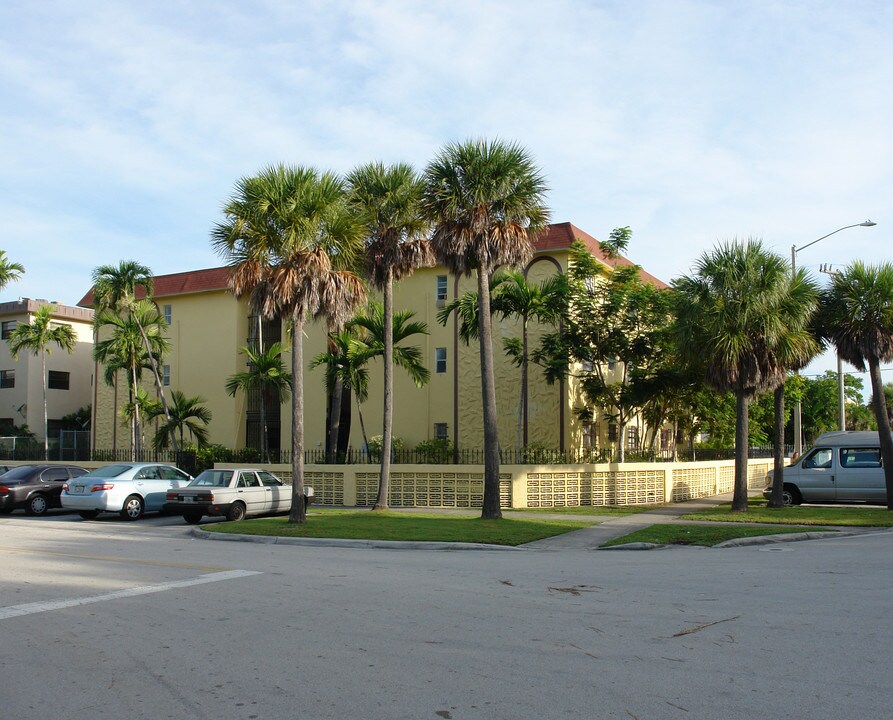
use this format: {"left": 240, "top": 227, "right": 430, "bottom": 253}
{"left": 791, "top": 220, "right": 877, "bottom": 455}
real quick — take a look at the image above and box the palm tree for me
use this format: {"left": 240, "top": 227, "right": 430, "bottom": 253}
{"left": 311, "top": 327, "right": 374, "bottom": 453}
{"left": 7, "top": 305, "right": 76, "bottom": 459}
{"left": 820, "top": 261, "right": 893, "bottom": 509}
{"left": 0, "top": 251, "right": 24, "bottom": 290}
{"left": 148, "top": 390, "right": 212, "bottom": 450}
{"left": 673, "top": 240, "right": 796, "bottom": 512}
{"left": 489, "top": 269, "right": 566, "bottom": 451}
{"left": 347, "top": 162, "right": 432, "bottom": 510}
{"left": 423, "top": 138, "right": 550, "bottom": 519}
{"left": 92, "top": 260, "right": 178, "bottom": 450}
{"left": 212, "top": 164, "right": 365, "bottom": 524}
{"left": 225, "top": 342, "right": 292, "bottom": 462}
{"left": 93, "top": 301, "right": 169, "bottom": 457}
{"left": 766, "top": 271, "right": 821, "bottom": 508}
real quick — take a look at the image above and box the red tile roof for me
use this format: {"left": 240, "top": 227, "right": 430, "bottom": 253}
{"left": 77, "top": 222, "right": 667, "bottom": 307}
{"left": 535, "top": 222, "right": 668, "bottom": 288}
{"left": 78, "top": 266, "right": 233, "bottom": 307}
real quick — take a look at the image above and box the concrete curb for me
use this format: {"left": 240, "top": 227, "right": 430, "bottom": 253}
{"left": 603, "top": 530, "right": 853, "bottom": 551}
{"left": 191, "top": 527, "right": 521, "bottom": 551}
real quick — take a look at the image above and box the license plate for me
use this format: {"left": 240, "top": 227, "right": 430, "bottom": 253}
{"left": 182, "top": 497, "right": 195, "bottom": 503}
{"left": 73, "top": 486, "right": 85, "bottom": 494}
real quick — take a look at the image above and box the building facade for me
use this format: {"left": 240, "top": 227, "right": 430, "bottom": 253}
{"left": 0, "top": 299, "right": 94, "bottom": 446}
{"left": 81, "top": 222, "right": 667, "bottom": 457}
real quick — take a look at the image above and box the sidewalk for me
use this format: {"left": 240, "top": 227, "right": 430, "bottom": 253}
{"left": 522, "top": 491, "right": 740, "bottom": 549}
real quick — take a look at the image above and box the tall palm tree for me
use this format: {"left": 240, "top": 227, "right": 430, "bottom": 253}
{"left": 92, "top": 260, "right": 177, "bottom": 450}
{"left": 423, "top": 138, "right": 550, "bottom": 519}
{"left": 212, "top": 164, "right": 365, "bottom": 524}
{"left": 490, "top": 269, "right": 567, "bottom": 451}
{"left": 766, "top": 270, "right": 820, "bottom": 507}
{"left": 311, "top": 327, "right": 374, "bottom": 453}
{"left": 93, "top": 301, "right": 169, "bottom": 457}
{"left": 347, "top": 162, "right": 432, "bottom": 510}
{"left": 225, "top": 342, "right": 292, "bottom": 462}
{"left": 0, "top": 251, "right": 24, "bottom": 290}
{"left": 673, "top": 240, "right": 796, "bottom": 512}
{"left": 7, "top": 305, "right": 76, "bottom": 459}
{"left": 148, "top": 390, "right": 212, "bottom": 450}
{"left": 820, "top": 261, "right": 893, "bottom": 509}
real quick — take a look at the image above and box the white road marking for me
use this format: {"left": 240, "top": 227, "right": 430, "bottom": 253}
{"left": 0, "top": 569, "right": 262, "bottom": 621}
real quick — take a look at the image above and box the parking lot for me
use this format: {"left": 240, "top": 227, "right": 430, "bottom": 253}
{"left": 2, "top": 510, "right": 893, "bottom": 720}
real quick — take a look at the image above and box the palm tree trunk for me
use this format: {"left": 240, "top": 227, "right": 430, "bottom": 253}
{"left": 516, "top": 316, "right": 527, "bottom": 451}
{"left": 135, "top": 317, "right": 178, "bottom": 453}
{"left": 477, "top": 268, "right": 502, "bottom": 519}
{"left": 768, "top": 384, "right": 786, "bottom": 507}
{"left": 617, "top": 416, "right": 626, "bottom": 463}
{"left": 867, "top": 357, "right": 893, "bottom": 510}
{"left": 375, "top": 276, "right": 395, "bottom": 510}
{"left": 258, "top": 316, "right": 269, "bottom": 464}
{"left": 41, "top": 349, "right": 48, "bottom": 460}
{"left": 131, "top": 367, "right": 139, "bottom": 460}
{"left": 732, "top": 390, "right": 750, "bottom": 512}
{"left": 326, "top": 376, "right": 343, "bottom": 463}
{"left": 356, "top": 396, "right": 370, "bottom": 456}
{"left": 288, "top": 313, "right": 306, "bottom": 523}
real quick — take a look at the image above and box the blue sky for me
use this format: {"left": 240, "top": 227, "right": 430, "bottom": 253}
{"left": 2, "top": 0, "right": 891, "bottom": 385}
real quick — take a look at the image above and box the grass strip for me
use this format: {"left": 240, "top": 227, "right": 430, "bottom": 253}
{"left": 506, "top": 505, "right": 657, "bottom": 516}
{"left": 602, "top": 523, "right": 824, "bottom": 548}
{"left": 683, "top": 498, "right": 893, "bottom": 526}
{"left": 203, "top": 510, "right": 596, "bottom": 546}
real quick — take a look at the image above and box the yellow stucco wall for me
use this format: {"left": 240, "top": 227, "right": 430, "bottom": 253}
{"left": 89, "top": 245, "right": 660, "bottom": 456}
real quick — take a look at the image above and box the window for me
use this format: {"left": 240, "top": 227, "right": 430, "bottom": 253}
{"left": 435, "top": 347, "right": 447, "bottom": 374}
{"left": 162, "top": 365, "right": 171, "bottom": 386}
{"left": 607, "top": 423, "right": 618, "bottom": 442}
{"left": 582, "top": 423, "right": 596, "bottom": 449}
{"left": 581, "top": 360, "right": 594, "bottom": 372}
{"left": 607, "top": 357, "right": 617, "bottom": 370}
{"left": 803, "top": 448, "right": 833, "bottom": 469}
{"left": 259, "top": 471, "right": 283, "bottom": 486}
{"left": 41, "top": 467, "right": 69, "bottom": 482}
{"left": 0, "top": 370, "right": 13, "bottom": 389}
{"left": 48, "top": 371, "right": 69, "bottom": 390}
{"left": 626, "top": 426, "right": 639, "bottom": 451}
{"left": 840, "top": 448, "right": 881, "bottom": 468}
{"left": 435, "top": 276, "right": 448, "bottom": 306}
{"left": 163, "top": 305, "right": 172, "bottom": 326}
{"left": 434, "top": 422, "right": 449, "bottom": 440}
{"left": 1, "top": 321, "right": 17, "bottom": 339}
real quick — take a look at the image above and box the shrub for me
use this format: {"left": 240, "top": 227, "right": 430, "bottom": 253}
{"left": 414, "top": 437, "right": 452, "bottom": 464}
{"left": 365, "top": 435, "right": 405, "bottom": 462}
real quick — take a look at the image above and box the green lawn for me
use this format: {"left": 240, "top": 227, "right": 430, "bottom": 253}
{"left": 203, "top": 510, "right": 597, "bottom": 546}
{"left": 506, "top": 504, "right": 658, "bottom": 516}
{"left": 602, "top": 523, "right": 825, "bottom": 548}
{"left": 683, "top": 498, "right": 893, "bottom": 526}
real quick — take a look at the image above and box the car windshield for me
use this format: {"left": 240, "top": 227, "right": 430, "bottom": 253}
{"left": 83, "top": 464, "right": 133, "bottom": 478}
{"left": 0, "top": 466, "right": 39, "bottom": 480}
{"left": 190, "top": 470, "right": 233, "bottom": 487}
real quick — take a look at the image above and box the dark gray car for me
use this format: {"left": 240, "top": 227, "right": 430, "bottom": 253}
{"left": 0, "top": 465, "right": 88, "bottom": 515}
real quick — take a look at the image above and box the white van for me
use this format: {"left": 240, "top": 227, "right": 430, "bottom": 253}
{"left": 764, "top": 431, "right": 889, "bottom": 505}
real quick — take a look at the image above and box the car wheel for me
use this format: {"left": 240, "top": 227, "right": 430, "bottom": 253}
{"left": 120, "top": 495, "right": 145, "bottom": 520}
{"left": 78, "top": 510, "right": 101, "bottom": 520}
{"left": 782, "top": 485, "right": 802, "bottom": 506}
{"left": 26, "top": 494, "right": 49, "bottom": 516}
{"left": 226, "top": 502, "right": 246, "bottom": 522}
{"left": 184, "top": 513, "right": 203, "bottom": 524}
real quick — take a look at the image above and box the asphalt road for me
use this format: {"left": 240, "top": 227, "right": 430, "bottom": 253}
{"left": 2, "top": 510, "right": 892, "bottom": 720}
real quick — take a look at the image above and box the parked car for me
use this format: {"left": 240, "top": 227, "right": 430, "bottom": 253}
{"left": 61, "top": 463, "right": 192, "bottom": 520}
{"left": 763, "top": 431, "right": 889, "bottom": 505}
{"left": 163, "top": 468, "right": 312, "bottom": 523}
{"left": 0, "top": 464, "right": 88, "bottom": 515}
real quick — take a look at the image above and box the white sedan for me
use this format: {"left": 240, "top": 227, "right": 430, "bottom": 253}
{"left": 61, "top": 463, "right": 193, "bottom": 520}
{"left": 163, "top": 468, "right": 310, "bottom": 523}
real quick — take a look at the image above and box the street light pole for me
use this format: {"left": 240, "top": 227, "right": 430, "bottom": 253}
{"left": 791, "top": 220, "right": 876, "bottom": 455}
